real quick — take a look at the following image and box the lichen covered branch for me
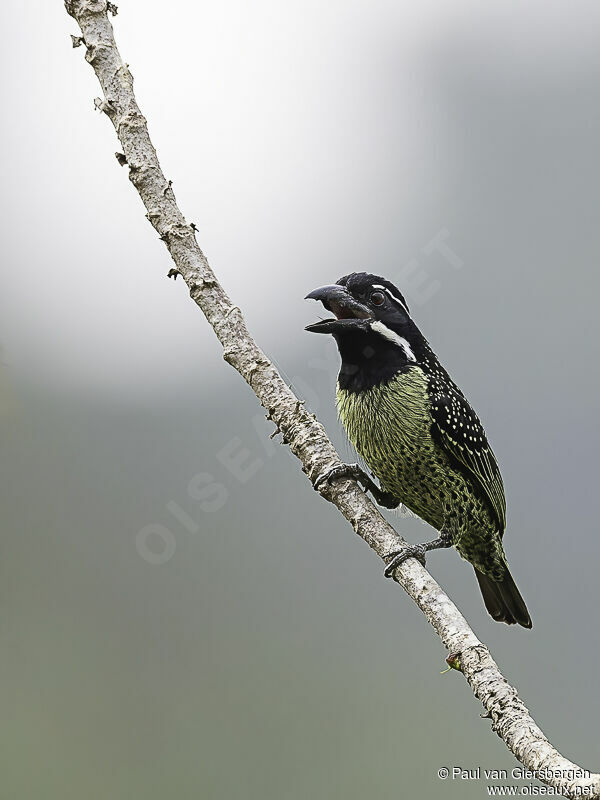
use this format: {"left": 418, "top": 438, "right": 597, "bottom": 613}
{"left": 63, "top": 3, "right": 599, "bottom": 796}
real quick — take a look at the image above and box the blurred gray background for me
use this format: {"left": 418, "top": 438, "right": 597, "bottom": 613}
{"left": 1, "top": 1, "right": 599, "bottom": 797}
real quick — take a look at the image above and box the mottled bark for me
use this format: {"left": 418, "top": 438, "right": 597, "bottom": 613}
{"left": 63, "top": 3, "right": 599, "bottom": 796}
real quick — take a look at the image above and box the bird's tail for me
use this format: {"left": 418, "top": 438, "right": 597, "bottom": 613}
{"left": 474, "top": 567, "right": 532, "bottom": 628}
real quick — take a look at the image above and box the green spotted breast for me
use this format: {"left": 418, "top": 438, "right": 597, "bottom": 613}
{"left": 336, "top": 366, "right": 504, "bottom": 576}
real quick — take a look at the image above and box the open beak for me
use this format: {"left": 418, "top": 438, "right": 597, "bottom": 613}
{"left": 305, "top": 284, "right": 371, "bottom": 334}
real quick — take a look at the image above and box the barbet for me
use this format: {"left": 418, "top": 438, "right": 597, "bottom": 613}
{"left": 306, "top": 272, "right": 531, "bottom": 628}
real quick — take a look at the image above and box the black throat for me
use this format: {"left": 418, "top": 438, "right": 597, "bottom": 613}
{"left": 334, "top": 328, "right": 416, "bottom": 393}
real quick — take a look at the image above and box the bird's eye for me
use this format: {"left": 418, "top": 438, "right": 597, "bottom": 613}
{"left": 370, "top": 291, "right": 385, "bottom": 306}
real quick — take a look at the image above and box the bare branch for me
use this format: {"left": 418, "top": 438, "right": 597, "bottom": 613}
{"left": 64, "top": 3, "right": 599, "bottom": 797}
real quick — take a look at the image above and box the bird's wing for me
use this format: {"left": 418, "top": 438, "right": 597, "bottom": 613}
{"left": 428, "top": 377, "right": 506, "bottom": 532}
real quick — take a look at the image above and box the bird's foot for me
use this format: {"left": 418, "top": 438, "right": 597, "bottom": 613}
{"left": 384, "top": 530, "right": 453, "bottom": 577}
{"left": 314, "top": 463, "right": 399, "bottom": 508}
{"left": 384, "top": 543, "right": 428, "bottom": 574}
{"left": 314, "top": 462, "right": 368, "bottom": 490}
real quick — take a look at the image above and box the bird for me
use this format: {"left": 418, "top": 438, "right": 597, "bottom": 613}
{"left": 305, "top": 272, "right": 531, "bottom": 628}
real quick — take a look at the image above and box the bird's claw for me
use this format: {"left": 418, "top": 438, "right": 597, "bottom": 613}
{"left": 384, "top": 530, "right": 453, "bottom": 576}
{"left": 314, "top": 463, "right": 400, "bottom": 508}
{"left": 384, "top": 544, "right": 427, "bottom": 576}
{"left": 314, "top": 463, "right": 364, "bottom": 491}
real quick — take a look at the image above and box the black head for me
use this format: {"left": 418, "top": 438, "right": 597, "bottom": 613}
{"left": 305, "top": 272, "right": 424, "bottom": 391}
{"left": 305, "top": 272, "right": 410, "bottom": 334}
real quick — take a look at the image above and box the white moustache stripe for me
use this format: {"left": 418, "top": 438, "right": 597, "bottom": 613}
{"left": 370, "top": 321, "right": 416, "bottom": 362}
{"left": 372, "top": 284, "right": 409, "bottom": 314}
